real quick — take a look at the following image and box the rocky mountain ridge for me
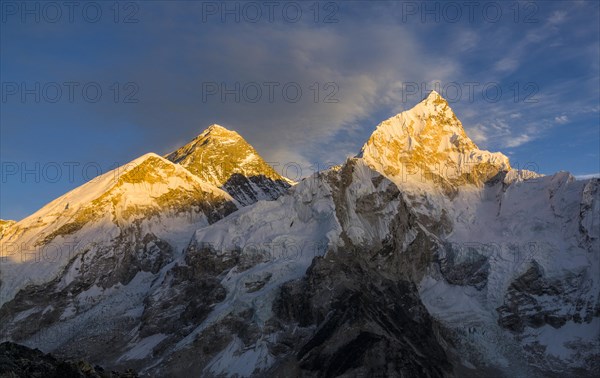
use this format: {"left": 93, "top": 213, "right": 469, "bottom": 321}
{"left": 0, "top": 92, "right": 598, "bottom": 377}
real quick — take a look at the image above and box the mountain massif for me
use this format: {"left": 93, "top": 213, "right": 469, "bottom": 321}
{"left": 1, "top": 91, "right": 598, "bottom": 377}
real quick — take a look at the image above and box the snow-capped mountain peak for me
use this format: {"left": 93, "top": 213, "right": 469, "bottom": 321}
{"left": 3, "top": 153, "right": 232, "bottom": 233}
{"left": 360, "top": 91, "right": 510, "bottom": 192}
{"left": 205, "top": 123, "right": 230, "bottom": 131}
{"left": 0, "top": 153, "right": 237, "bottom": 306}
{"left": 422, "top": 88, "right": 444, "bottom": 103}
{"left": 166, "top": 125, "right": 282, "bottom": 186}
{"left": 165, "top": 125, "right": 291, "bottom": 205}
{"left": 201, "top": 123, "right": 242, "bottom": 141}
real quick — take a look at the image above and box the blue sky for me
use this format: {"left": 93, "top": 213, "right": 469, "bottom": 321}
{"left": 1, "top": 0, "right": 599, "bottom": 220}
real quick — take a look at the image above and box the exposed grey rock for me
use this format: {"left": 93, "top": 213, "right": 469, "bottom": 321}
{"left": 439, "top": 242, "right": 490, "bottom": 290}
{"left": 0, "top": 228, "right": 173, "bottom": 343}
{"left": 270, "top": 254, "right": 452, "bottom": 377}
{"left": 222, "top": 174, "right": 290, "bottom": 206}
{"left": 496, "top": 261, "right": 594, "bottom": 333}
{"left": 0, "top": 341, "right": 137, "bottom": 378}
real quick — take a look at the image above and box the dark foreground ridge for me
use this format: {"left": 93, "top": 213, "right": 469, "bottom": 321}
{"left": 0, "top": 342, "right": 137, "bottom": 378}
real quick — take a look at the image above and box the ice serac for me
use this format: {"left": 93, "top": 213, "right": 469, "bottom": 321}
{"left": 360, "top": 90, "right": 510, "bottom": 193}
{"left": 165, "top": 124, "right": 291, "bottom": 206}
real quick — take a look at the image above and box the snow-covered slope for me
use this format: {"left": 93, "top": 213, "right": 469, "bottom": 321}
{"left": 134, "top": 158, "right": 451, "bottom": 377}
{"left": 166, "top": 124, "right": 291, "bottom": 205}
{"left": 0, "top": 153, "right": 236, "bottom": 306}
{"left": 419, "top": 172, "right": 599, "bottom": 376}
{"left": 0, "top": 92, "right": 598, "bottom": 377}
{"left": 359, "top": 92, "right": 600, "bottom": 375}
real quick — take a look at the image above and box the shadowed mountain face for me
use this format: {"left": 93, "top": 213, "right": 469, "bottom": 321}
{"left": 0, "top": 92, "right": 598, "bottom": 377}
{"left": 0, "top": 342, "right": 138, "bottom": 378}
{"left": 222, "top": 173, "right": 290, "bottom": 205}
{"left": 269, "top": 228, "right": 451, "bottom": 377}
{"left": 165, "top": 124, "right": 290, "bottom": 205}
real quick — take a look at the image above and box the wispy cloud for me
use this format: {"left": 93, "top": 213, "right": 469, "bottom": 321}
{"left": 494, "top": 58, "right": 519, "bottom": 73}
{"left": 504, "top": 134, "right": 533, "bottom": 148}
{"left": 548, "top": 10, "right": 568, "bottom": 25}
{"left": 554, "top": 115, "right": 569, "bottom": 124}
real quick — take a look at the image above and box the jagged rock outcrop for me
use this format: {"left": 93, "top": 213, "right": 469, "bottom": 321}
{"left": 495, "top": 261, "right": 592, "bottom": 332}
{"left": 0, "top": 220, "right": 15, "bottom": 240}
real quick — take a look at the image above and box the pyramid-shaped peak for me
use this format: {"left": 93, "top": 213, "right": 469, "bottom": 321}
{"left": 201, "top": 124, "right": 242, "bottom": 138}
{"left": 129, "top": 152, "right": 163, "bottom": 165}
{"left": 208, "top": 123, "right": 227, "bottom": 130}
{"left": 206, "top": 123, "right": 235, "bottom": 133}
{"left": 165, "top": 124, "right": 289, "bottom": 189}
{"left": 426, "top": 89, "right": 442, "bottom": 100}
{"left": 379, "top": 89, "right": 460, "bottom": 140}
{"left": 417, "top": 89, "right": 450, "bottom": 109}
{"left": 360, "top": 92, "right": 510, "bottom": 190}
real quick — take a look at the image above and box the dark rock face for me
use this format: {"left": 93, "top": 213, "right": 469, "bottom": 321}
{"left": 496, "top": 261, "right": 594, "bottom": 333}
{"left": 0, "top": 228, "right": 174, "bottom": 343}
{"left": 90, "top": 230, "right": 175, "bottom": 289}
{"left": 150, "top": 309, "right": 262, "bottom": 377}
{"left": 141, "top": 162, "right": 453, "bottom": 377}
{"left": 439, "top": 242, "right": 490, "bottom": 290}
{"left": 0, "top": 342, "right": 137, "bottom": 378}
{"left": 222, "top": 174, "right": 290, "bottom": 206}
{"left": 138, "top": 243, "right": 232, "bottom": 338}
{"left": 270, "top": 255, "right": 452, "bottom": 377}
